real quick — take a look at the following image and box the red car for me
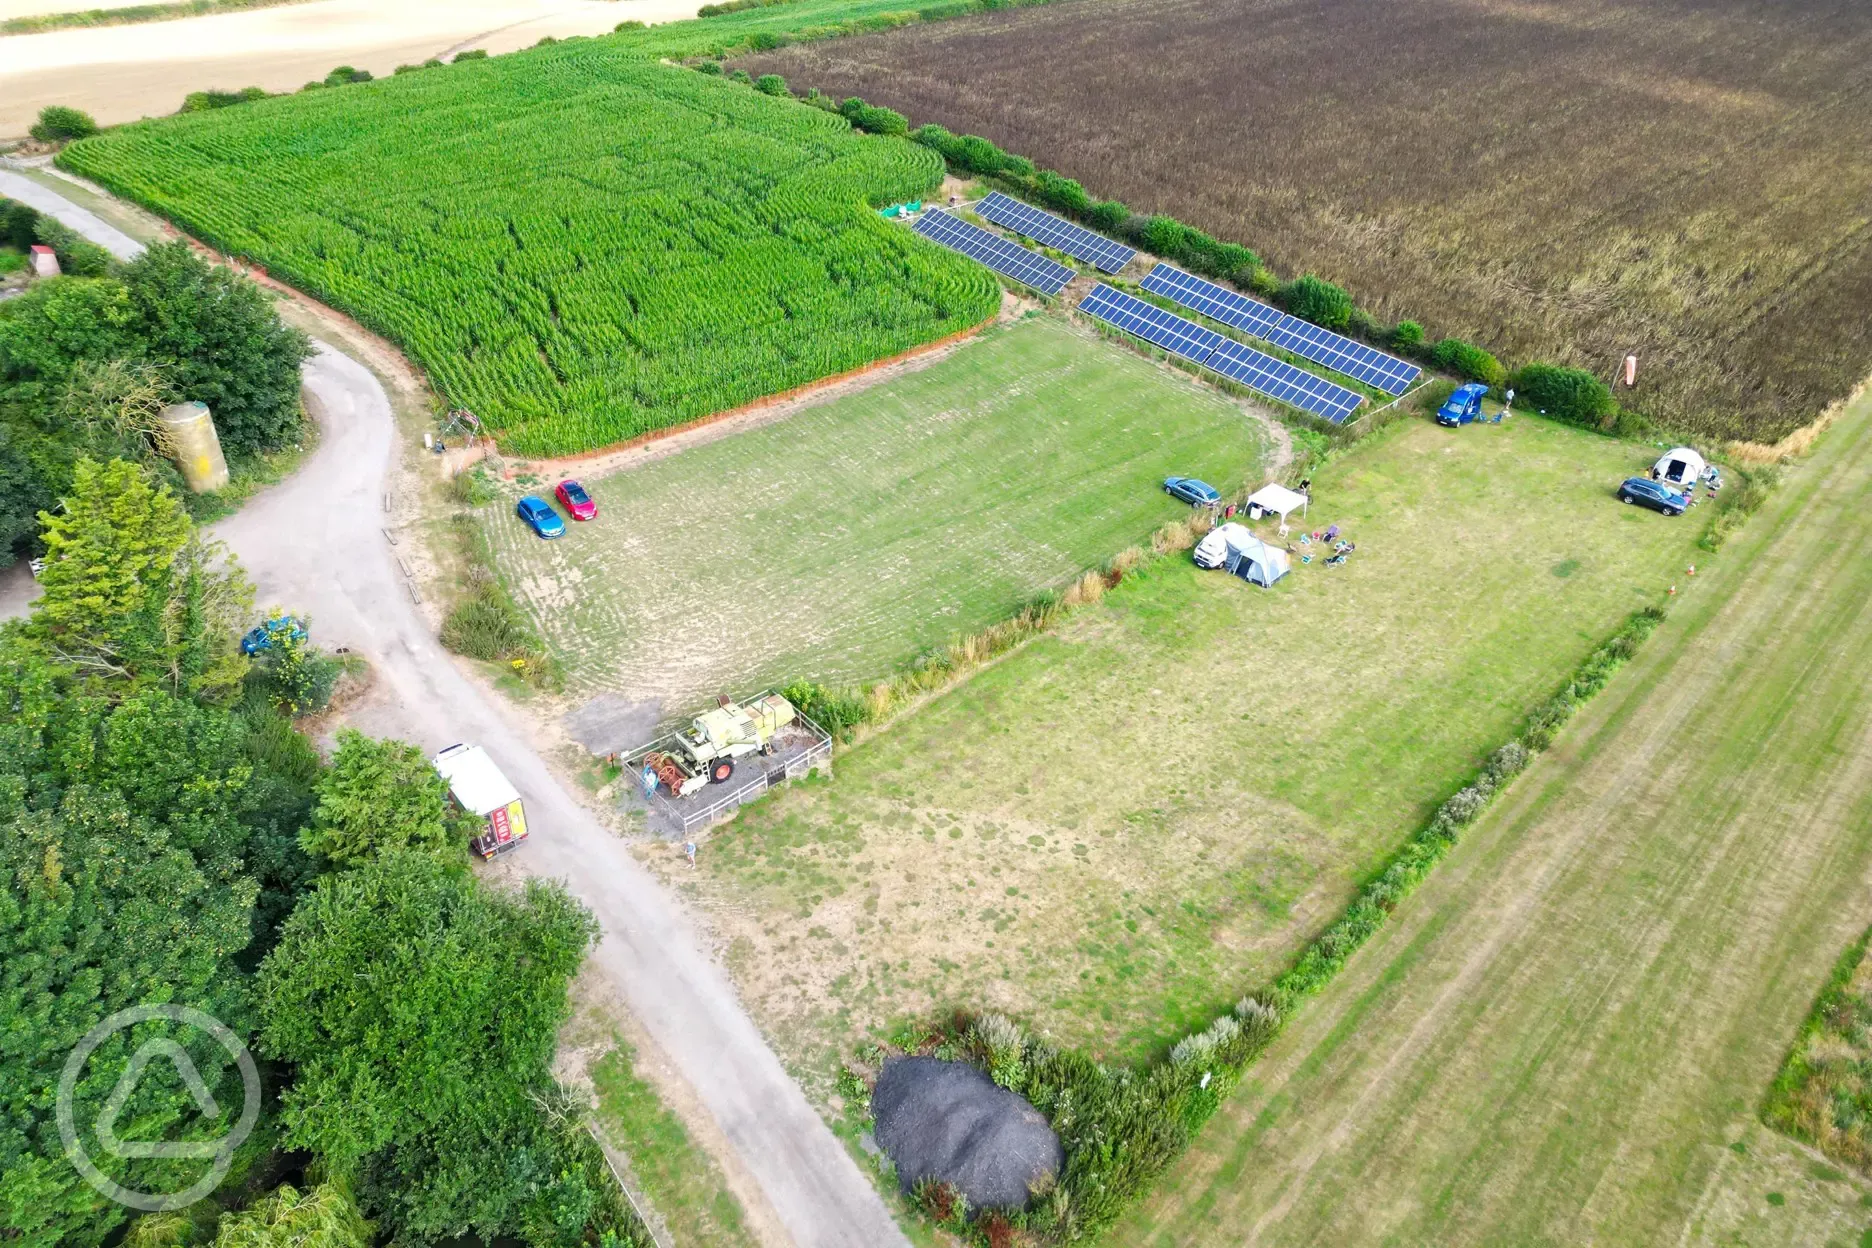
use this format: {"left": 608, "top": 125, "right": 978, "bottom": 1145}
{"left": 554, "top": 478, "right": 597, "bottom": 521}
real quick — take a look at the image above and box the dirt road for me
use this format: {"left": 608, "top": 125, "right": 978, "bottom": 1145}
{"left": 1121, "top": 383, "right": 1872, "bottom": 1243}
{"left": 9, "top": 181, "right": 906, "bottom": 1248}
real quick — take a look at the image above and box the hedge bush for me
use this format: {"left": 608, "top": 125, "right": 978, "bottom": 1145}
{"left": 30, "top": 105, "right": 98, "bottom": 142}
{"left": 755, "top": 73, "right": 789, "bottom": 95}
{"left": 1513, "top": 362, "right": 1618, "bottom": 430}
{"left": 839, "top": 96, "right": 908, "bottom": 136}
{"left": 1431, "top": 337, "right": 1507, "bottom": 387}
{"left": 1279, "top": 274, "right": 1353, "bottom": 330}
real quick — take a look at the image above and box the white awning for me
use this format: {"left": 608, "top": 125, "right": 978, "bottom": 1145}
{"left": 1247, "top": 483, "right": 1309, "bottom": 518}
{"left": 434, "top": 744, "right": 521, "bottom": 816}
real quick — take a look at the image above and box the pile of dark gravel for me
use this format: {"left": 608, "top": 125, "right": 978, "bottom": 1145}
{"left": 871, "top": 1055, "right": 1063, "bottom": 1211}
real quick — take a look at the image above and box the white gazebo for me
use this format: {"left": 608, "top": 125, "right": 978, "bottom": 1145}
{"left": 1246, "top": 483, "right": 1309, "bottom": 533}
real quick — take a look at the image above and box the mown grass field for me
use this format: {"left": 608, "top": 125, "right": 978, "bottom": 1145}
{"left": 60, "top": 39, "right": 995, "bottom": 455}
{"left": 1117, "top": 385, "right": 1872, "bottom": 1246}
{"left": 740, "top": 0, "right": 1872, "bottom": 446}
{"left": 661, "top": 410, "right": 1706, "bottom": 1082}
{"left": 479, "top": 316, "right": 1268, "bottom": 706}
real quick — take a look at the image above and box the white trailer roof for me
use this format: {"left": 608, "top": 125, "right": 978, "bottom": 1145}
{"left": 433, "top": 743, "right": 521, "bottom": 816}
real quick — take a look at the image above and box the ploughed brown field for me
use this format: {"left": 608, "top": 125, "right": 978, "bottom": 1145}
{"left": 739, "top": 0, "right": 1872, "bottom": 445}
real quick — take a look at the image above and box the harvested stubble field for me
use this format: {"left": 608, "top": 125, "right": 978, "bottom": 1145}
{"left": 1118, "top": 385, "right": 1872, "bottom": 1247}
{"left": 738, "top": 0, "right": 1872, "bottom": 445}
{"left": 658, "top": 413, "right": 1704, "bottom": 1082}
{"left": 479, "top": 316, "right": 1267, "bottom": 706}
{"left": 58, "top": 39, "right": 996, "bottom": 456}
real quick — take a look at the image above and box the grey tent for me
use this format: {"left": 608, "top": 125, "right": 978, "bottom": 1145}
{"left": 1225, "top": 534, "right": 1291, "bottom": 587}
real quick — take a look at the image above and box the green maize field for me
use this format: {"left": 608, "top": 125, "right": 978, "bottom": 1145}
{"left": 60, "top": 41, "right": 999, "bottom": 455}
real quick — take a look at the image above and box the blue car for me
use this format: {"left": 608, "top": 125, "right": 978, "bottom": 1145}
{"left": 1164, "top": 476, "right": 1221, "bottom": 506}
{"left": 1436, "top": 382, "right": 1489, "bottom": 427}
{"left": 1617, "top": 477, "right": 1687, "bottom": 516}
{"left": 516, "top": 495, "right": 565, "bottom": 538}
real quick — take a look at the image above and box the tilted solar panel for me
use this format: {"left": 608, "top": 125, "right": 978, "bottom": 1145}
{"left": 1078, "top": 284, "right": 1224, "bottom": 363}
{"left": 977, "top": 192, "right": 1137, "bottom": 274}
{"left": 1140, "top": 264, "right": 1421, "bottom": 396}
{"left": 912, "top": 210, "right": 1075, "bottom": 296}
{"left": 1078, "top": 284, "right": 1364, "bottom": 423}
{"left": 1206, "top": 339, "right": 1364, "bottom": 424}
{"left": 1141, "top": 264, "right": 1283, "bottom": 339}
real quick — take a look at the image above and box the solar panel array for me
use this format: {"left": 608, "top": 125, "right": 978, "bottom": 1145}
{"left": 978, "top": 192, "right": 1136, "bottom": 274}
{"left": 1140, "top": 264, "right": 1421, "bottom": 395}
{"left": 1078, "top": 284, "right": 1364, "bottom": 424}
{"left": 913, "top": 210, "right": 1075, "bottom": 296}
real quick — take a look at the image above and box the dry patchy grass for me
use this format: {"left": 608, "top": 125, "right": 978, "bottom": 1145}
{"left": 663, "top": 413, "right": 1705, "bottom": 1083}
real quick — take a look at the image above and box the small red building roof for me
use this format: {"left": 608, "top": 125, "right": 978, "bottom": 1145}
{"left": 29, "top": 245, "right": 54, "bottom": 255}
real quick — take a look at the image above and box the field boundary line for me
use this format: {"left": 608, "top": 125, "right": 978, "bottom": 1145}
{"left": 511, "top": 316, "right": 996, "bottom": 475}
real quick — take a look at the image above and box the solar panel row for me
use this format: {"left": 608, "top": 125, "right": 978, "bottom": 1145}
{"left": 978, "top": 192, "right": 1137, "bottom": 274}
{"left": 1140, "top": 264, "right": 1421, "bottom": 396}
{"left": 1078, "top": 284, "right": 1364, "bottom": 424}
{"left": 912, "top": 210, "right": 1075, "bottom": 296}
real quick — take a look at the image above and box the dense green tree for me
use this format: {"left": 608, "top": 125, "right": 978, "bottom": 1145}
{"left": 0, "top": 650, "right": 268, "bottom": 1248}
{"left": 301, "top": 729, "right": 463, "bottom": 866}
{"left": 1512, "top": 362, "right": 1619, "bottom": 430}
{"left": 258, "top": 853, "right": 598, "bottom": 1242}
{"left": 0, "top": 277, "right": 139, "bottom": 394}
{"left": 121, "top": 243, "right": 311, "bottom": 457}
{"left": 211, "top": 1180, "right": 372, "bottom": 1248}
{"left": 27, "top": 458, "right": 251, "bottom": 700}
{"left": 0, "top": 422, "right": 50, "bottom": 566}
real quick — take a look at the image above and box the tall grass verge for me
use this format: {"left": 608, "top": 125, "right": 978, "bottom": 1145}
{"left": 440, "top": 509, "right": 560, "bottom": 689}
{"left": 1762, "top": 925, "right": 1872, "bottom": 1173}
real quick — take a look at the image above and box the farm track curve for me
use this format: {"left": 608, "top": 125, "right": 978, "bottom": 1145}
{"left": 8, "top": 179, "right": 908, "bottom": 1248}
{"left": 1122, "top": 381, "right": 1872, "bottom": 1243}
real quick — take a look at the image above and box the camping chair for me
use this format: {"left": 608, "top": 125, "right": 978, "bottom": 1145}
{"left": 1277, "top": 521, "right": 1290, "bottom": 538}
{"left": 1322, "top": 524, "right": 1340, "bottom": 542}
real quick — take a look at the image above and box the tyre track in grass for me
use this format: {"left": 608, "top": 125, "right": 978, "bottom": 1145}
{"left": 1120, "top": 379, "right": 1872, "bottom": 1245}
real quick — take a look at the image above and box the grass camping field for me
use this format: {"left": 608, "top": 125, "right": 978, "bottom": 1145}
{"left": 662, "top": 411, "right": 1706, "bottom": 1080}
{"left": 740, "top": 0, "right": 1872, "bottom": 446}
{"left": 1115, "top": 385, "right": 1872, "bottom": 1247}
{"left": 479, "top": 316, "right": 1269, "bottom": 706}
{"left": 58, "top": 39, "right": 996, "bottom": 455}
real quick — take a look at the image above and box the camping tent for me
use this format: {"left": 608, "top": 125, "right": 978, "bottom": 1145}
{"left": 1653, "top": 447, "right": 1707, "bottom": 488}
{"left": 1225, "top": 534, "right": 1291, "bottom": 587}
{"left": 1246, "top": 483, "right": 1308, "bottom": 525}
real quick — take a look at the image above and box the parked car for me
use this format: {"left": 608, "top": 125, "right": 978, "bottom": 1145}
{"left": 1164, "top": 476, "right": 1221, "bottom": 506}
{"left": 516, "top": 495, "right": 565, "bottom": 538}
{"left": 1436, "top": 382, "right": 1489, "bottom": 427}
{"left": 1617, "top": 477, "right": 1687, "bottom": 516}
{"left": 555, "top": 478, "right": 597, "bottom": 521}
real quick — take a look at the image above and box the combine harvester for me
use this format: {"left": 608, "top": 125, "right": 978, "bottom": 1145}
{"left": 643, "top": 694, "right": 798, "bottom": 797}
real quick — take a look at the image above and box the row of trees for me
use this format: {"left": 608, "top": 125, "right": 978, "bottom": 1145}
{"left": 0, "top": 222, "right": 313, "bottom": 567}
{"left": 0, "top": 459, "right": 634, "bottom": 1248}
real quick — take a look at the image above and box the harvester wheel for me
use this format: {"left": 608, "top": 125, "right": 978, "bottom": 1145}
{"left": 710, "top": 759, "right": 735, "bottom": 784}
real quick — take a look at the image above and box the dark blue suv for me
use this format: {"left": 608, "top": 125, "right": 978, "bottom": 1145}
{"left": 1617, "top": 477, "right": 1687, "bottom": 516}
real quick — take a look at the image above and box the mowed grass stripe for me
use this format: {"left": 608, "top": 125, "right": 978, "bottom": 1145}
{"left": 1121, "top": 385, "right": 1872, "bottom": 1245}
{"left": 678, "top": 408, "right": 1702, "bottom": 1072}
{"left": 483, "top": 317, "right": 1267, "bottom": 704}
